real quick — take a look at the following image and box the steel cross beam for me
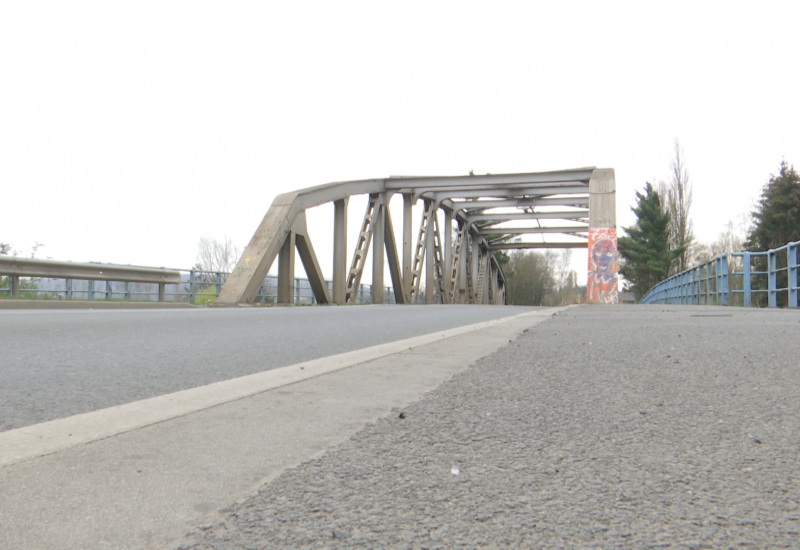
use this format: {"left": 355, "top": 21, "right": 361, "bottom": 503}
{"left": 215, "top": 168, "right": 618, "bottom": 306}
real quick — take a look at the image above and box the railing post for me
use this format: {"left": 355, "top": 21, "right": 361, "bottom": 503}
{"left": 158, "top": 283, "right": 166, "bottom": 302}
{"left": 742, "top": 252, "right": 752, "bottom": 307}
{"left": 124, "top": 281, "right": 131, "bottom": 300}
{"left": 716, "top": 255, "right": 729, "bottom": 306}
{"left": 768, "top": 251, "right": 778, "bottom": 308}
{"left": 215, "top": 272, "right": 223, "bottom": 298}
{"left": 789, "top": 244, "right": 799, "bottom": 308}
{"left": 65, "top": 278, "right": 73, "bottom": 300}
{"left": 11, "top": 275, "right": 20, "bottom": 297}
{"left": 188, "top": 270, "right": 196, "bottom": 303}
{"left": 88, "top": 280, "right": 95, "bottom": 300}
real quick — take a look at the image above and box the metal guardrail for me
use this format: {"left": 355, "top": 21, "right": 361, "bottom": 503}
{"left": 0, "top": 258, "right": 393, "bottom": 305}
{"left": 0, "top": 257, "right": 181, "bottom": 301}
{"left": 640, "top": 240, "right": 800, "bottom": 307}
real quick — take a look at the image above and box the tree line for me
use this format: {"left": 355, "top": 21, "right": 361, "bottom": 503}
{"left": 619, "top": 141, "right": 800, "bottom": 300}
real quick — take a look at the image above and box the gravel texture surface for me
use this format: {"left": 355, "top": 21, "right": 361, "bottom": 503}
{"left": 171, "top": 305, "right": 800, "bottom": 549}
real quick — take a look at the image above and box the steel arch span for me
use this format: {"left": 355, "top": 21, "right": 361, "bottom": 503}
{"left": 216, "top": 168, "right": 618, "bottom": 306}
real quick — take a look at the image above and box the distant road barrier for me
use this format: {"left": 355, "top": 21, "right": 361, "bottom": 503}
{"left": 640, "top": 240, "right": 800, "bottom": 308}
{"left": 0, "top": 257, "right": 390, "bottom": 305}
{"left": 0, "top": 257, "right": 181, "bottom": 301}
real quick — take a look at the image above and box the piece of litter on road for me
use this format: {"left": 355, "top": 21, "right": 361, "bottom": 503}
{"left": 451, "top": 466, "right": 460, "bottom": 476}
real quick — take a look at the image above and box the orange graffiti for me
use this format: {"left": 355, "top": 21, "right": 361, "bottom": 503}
{"left": 587, "top": 228, "right": 619, "bottom": 304}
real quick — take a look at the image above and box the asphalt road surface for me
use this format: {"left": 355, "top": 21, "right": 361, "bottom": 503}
{"left": 0, "top": 304, "right": 533, "bottom": 431}
{"left": 172, "top": 305, "right": 800, "bottom": 549}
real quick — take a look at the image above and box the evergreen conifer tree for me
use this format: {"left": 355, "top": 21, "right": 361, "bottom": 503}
{"left": 746, "top": 161, "right": 800, "bottom": 251}
{"left": 618, "top": 183, "right": 681, "bottom": 300}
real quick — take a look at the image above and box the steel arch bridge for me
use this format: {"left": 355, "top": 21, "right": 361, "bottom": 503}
{"left": 216, "top": 167, "right": 618, "bottom": 306}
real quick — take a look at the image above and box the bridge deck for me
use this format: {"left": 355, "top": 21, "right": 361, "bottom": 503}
{"left": 2, "top": 305, "right": 799, "bottom": 549}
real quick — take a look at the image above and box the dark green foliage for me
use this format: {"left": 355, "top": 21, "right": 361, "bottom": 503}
{"left": 0, "top": 243, "right": 10, "bottom": 255}
{"left": 618, "top": 183, "right": 682, "bottom": 300}
{"left": 744, "top": 161, "right": 800, "bottom": 307}
{"left": 746, "top": 161, "right": 800, "bottom": 252}
{"left": 504, "top": 250, "right": 555, "bottom": 305}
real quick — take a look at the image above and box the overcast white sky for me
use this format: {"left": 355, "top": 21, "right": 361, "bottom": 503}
{"left": 2, "top": 2, "right": 798, "bottom": 282}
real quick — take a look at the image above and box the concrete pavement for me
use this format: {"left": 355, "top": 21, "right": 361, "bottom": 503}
{"left": 2, "top": 305, "right": 799, "bottom": 549}
{"left": 0, "top": 307, "right": 562, "bottom": 550}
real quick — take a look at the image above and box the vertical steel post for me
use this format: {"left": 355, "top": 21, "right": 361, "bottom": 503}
{"left": 158, "top": 283, "right": 166, "bottom": 302}
{"left": 716, "top": 255, "right": 729, "bottom": 306}
{"left": 457, "top": 226, "right": 468, "bottom": 304}
{"left": 372, "top": 199, "right": 385, "bottom": 304}
{"left": 188, "top": 270, "right": 196, "bottom": 303}
{"left": 88, "top": 280, "right": 95, "bottom": 300}
{"left": 277, "top": 233, "right": 296, "bottom": 304}
{"left": 789, "top": 244, "right": 799, "bottom": 308}
{"left": 65, "top": 278, "right": 73, "bottom": 300}
{"left": 11, "top": 275, "right": 19, "bottom": 297}
{"left": 403, "top": 194, "right": 413, "bottom": 296}
{"left": 742, "top": 252, "right": 752, "bottom": 307}
{"left": 425, "top": 206, "right": 435, "bottom": 304}
{"left": 768, "top": 251, "right": 778, "bottom": 308}
{"left": 470, "top": 238, "right": 480, "bottom": 304}
{"left": 444, "top": 209, "right": 453, "bottom": 302}
{"left": 333, "top": 198, "right": 348, "bottom": 304}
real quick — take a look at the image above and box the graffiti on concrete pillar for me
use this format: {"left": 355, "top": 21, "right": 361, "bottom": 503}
{"left": 587, "top": 228, "right": 619, "bottom": 304}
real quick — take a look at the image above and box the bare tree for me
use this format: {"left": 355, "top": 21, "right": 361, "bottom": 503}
{"left": 195, "top": 237, "right": 241, "bottom": 273}
{"left": 659, "top": 139, "right": 694, "bottom": 273}
{"left": 545, "top": 248, "right": 573, "bottom": 290}
{"left": 710, "top": 219, "right": 746, "bottom": 257}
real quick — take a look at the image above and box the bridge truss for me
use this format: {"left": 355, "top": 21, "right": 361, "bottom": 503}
{"left": 216, "top": 167, "right": 618, "bottom": 306}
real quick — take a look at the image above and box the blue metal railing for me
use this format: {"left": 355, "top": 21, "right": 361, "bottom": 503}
{"left": 640, "top": 240, "right": 800, "bottom": 308}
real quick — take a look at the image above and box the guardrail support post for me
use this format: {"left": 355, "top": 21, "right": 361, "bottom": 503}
{"left": 716, "top": 255, "right": 729, "bottom": 306}
{"left": 158, "top": 283, "right": 166, "bottom": 302}
{"left": 11, "top": 275, "right": 19, "bottom": 297}
{"left": 742, "top": 252, "right": 752, "bottom": 307}
{"left": 768, "top": 251, "right": 778, "bottom": 308}
{"left": 790, "top": 244, "right": 799, "bottom": 308}
{"left": 188, "top": 270, "right": 196, "bottom": 303}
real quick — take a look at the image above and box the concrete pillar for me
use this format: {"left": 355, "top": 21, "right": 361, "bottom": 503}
{"left": 333, "top": 199, "right": 348, "bottom": 304}
{"left": 587, "top": 168, "right": 619, "bottom": 304}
